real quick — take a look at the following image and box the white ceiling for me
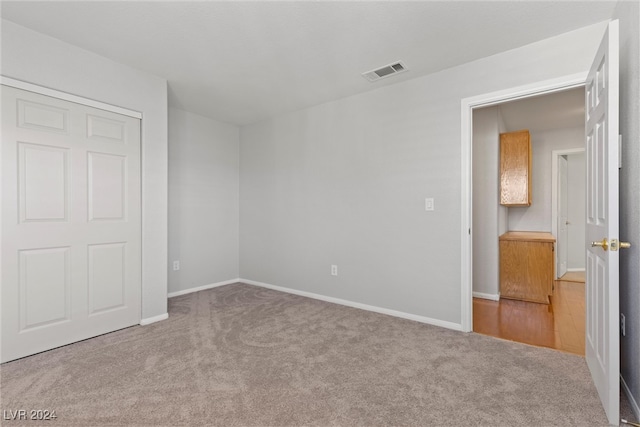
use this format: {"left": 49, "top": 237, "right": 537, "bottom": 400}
{"left": 498, "top": 87, "right": 585, "bottom": 132}
{"left": 1, "top": 1, "right": 617, "bottom": 125}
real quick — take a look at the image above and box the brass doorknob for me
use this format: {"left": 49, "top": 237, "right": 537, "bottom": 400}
{"left": 620, "top": 242, "right": 631, "bottom": 249}
{"left": 591, "top": 238, "right": 608, "bottom": 251}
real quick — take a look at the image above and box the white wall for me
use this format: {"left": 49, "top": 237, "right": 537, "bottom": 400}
{"left": 168, "top": 108, "right": 239, "bottom": 294}
{"left": 507, "top": 127, "right": 584, "bottom": 232}
{"left": 567, "top": 152, "right": 585, "bottom": 270}
{"left": 472, "top": 107, "right": 506, "bottom": 297}
{"left": 240, "top": 22, "right": 608, "bottom": 326}
{"left": 1, "top": 20, "right": 169, "bottom": 321}
{"left": 614, "top": 0, "right": 640, "bottom": 419}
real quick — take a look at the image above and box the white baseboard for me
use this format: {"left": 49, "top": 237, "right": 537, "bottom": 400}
{"left": 473, "top": 292, "right": 500, "bottom": 301}
{"left": 621, "top": 374, "right": 640, "bottom": 421}
{"left": 167, "top": 278, "right": 240, "bottom": 298}
{"left": 567, "top": 268, "right": 586, "bottom": 272}
{"left": 240, "top": 278, "right": 463, "bottom": 332}
{"left": 140, "top": 313, "right": 168, "bottom": 326}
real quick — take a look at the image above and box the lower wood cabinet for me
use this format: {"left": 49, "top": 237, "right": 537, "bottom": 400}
{"left": 499, "top": 231, "right": 555, "bottom": 304}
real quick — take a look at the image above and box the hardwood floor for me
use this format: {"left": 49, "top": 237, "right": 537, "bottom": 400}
{"left": 473, "top": 280, "right": 585, "bottom": 355}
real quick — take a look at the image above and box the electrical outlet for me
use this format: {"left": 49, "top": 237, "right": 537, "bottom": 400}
{"left": 621, "top": 313, "right": 626, "bottom": 336}
{"left": 331, "top": 265, "right": 338, "bottom": 276}
{"left": 173, "top": 260, "right": 180, "bottom": 271}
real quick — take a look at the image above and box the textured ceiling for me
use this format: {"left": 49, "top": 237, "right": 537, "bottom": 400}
{"left": 1, "top": 1, "right": 617, "bottom": 125}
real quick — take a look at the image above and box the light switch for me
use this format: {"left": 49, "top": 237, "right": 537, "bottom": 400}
{"left": 425, "top": 198, "right": 435, "bottom": 211}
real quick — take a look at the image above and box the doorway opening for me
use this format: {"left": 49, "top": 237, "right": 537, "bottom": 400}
{"left": 470, "top": 88, "right": 586, "bottom": 354}
{"left": 552, "top": 148, "right": 586, "bottom": 280}
{"left": 459, "top": 73, "right": 588, "bottom": 349}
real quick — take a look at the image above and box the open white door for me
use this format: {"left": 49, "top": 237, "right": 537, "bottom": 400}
{"left": 585, "top": 20, "right": 620, "bottom": 425}
{"left": 558, "top": 155, "right": 569, "bottom": 278}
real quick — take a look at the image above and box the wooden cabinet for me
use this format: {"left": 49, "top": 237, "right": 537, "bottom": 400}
{"left": 500, "top": 130, "right": 531, "bottom": 206}
{"left": 499, "top": 231, "right": 555, "bottom": 304}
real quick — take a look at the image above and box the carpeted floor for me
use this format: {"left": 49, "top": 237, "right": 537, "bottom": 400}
{"left": 0, "top": 282, "right": 628, "bottom": 426}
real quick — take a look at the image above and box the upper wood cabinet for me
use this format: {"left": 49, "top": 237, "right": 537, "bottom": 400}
{"left": 500, "top": 130, "right": 531, "bottom": 206}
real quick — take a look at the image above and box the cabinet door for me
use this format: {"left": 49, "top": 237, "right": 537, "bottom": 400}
{"left": 500, "top": 130, "right": 531, "bottom": 206}
{"left": 500, "top": 240, "right": 552, "bottom": 304}
{"left": 525, "top": 241, "right": 554, "bottom": 302}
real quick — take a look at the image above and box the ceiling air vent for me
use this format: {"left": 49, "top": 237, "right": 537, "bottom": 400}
{"left": 362, "top": 61, "right": 408, "bottom": 82}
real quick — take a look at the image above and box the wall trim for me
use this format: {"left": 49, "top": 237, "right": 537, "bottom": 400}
{"left": 473, "top": 292, "right": 500, "bottom": 301}
{"left": 1, "top": 76, "right": 142, "bottom": 119}
{"left": 621, "top": 374, "right": 640, "bottom": 421}
{"left": 167, "top": 278, "right": 240, "bottom": 298}
{"left": 140, "top": 313, "right": 168, "bottom": 326}
{"left": 240, "top": 278, "right": 463, "bottom": 332}
{"left": 460, "top": 72, "right": 588, "bottom": 333}
{"left": 567, "top": 268, "right": 587, "bottom": 272}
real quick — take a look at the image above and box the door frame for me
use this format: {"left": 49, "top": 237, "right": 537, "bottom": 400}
{"left": 460, "top": 72, "right": 587, "bottom": 332}
{"left": 1, "top": 77, "right": 142, "bottom": 119}
{"left": 551, "top": 148, "right": 586, "bottom": 279}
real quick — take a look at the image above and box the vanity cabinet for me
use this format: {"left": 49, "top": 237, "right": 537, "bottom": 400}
{"left": 500, "top": 130, "right": 531, "bottom": 206}
{"left": 499, "top": 231, "right": 555, "bottom": 304}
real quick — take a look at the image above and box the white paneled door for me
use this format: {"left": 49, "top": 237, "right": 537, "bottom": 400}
{"left": 585, "top": 21, "right": 620, "bottom": 426}
{"left": 1, "top": 86, "right": 141, "bottom": 363}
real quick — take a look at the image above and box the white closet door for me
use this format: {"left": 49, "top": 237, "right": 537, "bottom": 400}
{"left": 1, "top": 86, "right": 141, "bottom": 363}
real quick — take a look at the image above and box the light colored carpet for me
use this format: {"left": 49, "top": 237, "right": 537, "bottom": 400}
{"left": 0, "top": 282, "right": 619, "bottom": 426}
